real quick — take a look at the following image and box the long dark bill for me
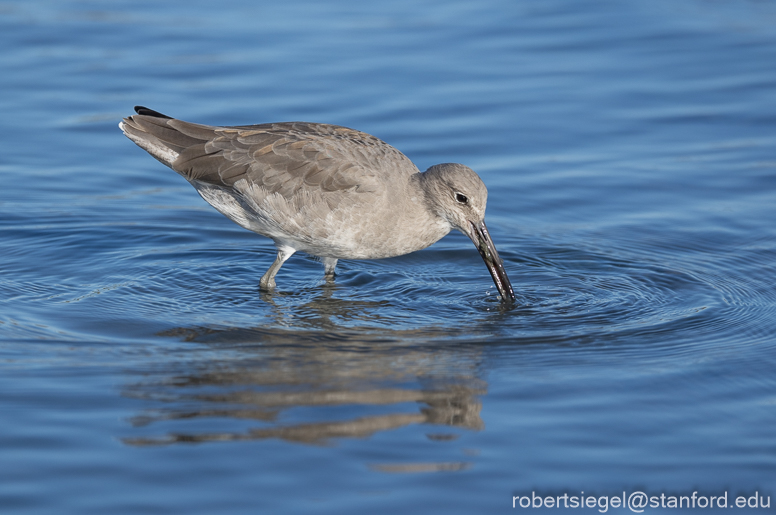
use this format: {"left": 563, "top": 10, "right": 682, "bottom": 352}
{"left": 467, "top": 221, "right": 516, "bottom": 303}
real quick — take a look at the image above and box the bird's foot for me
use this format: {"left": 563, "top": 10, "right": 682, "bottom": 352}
{"left": 259, "top": 276, "right": 276, "bottom": 290}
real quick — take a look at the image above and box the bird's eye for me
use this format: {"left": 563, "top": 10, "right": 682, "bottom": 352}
{"left": 455, "top": 192, "right": 469, "bottom": 204}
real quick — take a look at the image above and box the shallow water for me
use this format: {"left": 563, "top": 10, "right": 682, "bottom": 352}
{"left": 1, "top": 0, "right": 775, "bottom": 513}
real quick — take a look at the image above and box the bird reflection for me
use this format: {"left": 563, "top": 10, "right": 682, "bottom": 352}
{"left": 122, "top": 288, "right": 488, "bottom": 447}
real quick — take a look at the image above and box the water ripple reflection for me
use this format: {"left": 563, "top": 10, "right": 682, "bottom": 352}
{"left": 111, "top": 228, "right": 776, "bottom": 448}
{"left": 123, "top": 324, "right": 487, "bottom": 447}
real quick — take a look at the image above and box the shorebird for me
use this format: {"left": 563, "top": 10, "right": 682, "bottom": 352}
{"left": 120, "top": 106, "right": 515, "bottom": 302}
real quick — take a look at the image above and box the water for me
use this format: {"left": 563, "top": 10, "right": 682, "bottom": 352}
{"left": 1, "top": 0, "right": 775, "bottom": 513}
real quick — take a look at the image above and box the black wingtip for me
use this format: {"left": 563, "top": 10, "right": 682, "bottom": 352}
{"left": 133, "top": 106, "right": 173, "bottom": 119}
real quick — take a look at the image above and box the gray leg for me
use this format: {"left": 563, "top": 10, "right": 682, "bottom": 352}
{"left": 322, "top": 257, "right": 338, "bottom": 279}
{"left": 260, "top": 246, "right": 295, "bottom": 290}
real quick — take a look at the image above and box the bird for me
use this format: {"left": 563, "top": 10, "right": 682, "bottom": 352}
{"left": 120, "top": 106, "right": 515, "bottom": 302}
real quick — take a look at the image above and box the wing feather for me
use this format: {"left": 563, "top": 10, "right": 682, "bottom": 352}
{"left": 122, "top": 108, "right": 417, "bottom": 213}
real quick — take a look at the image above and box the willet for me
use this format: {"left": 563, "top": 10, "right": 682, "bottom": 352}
{"left": 120, "top": 106, "right": 515, "bottom": 302}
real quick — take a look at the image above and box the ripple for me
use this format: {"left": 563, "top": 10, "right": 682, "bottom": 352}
{"left": 3, "top": 215, "right": 774, "bottom": 357}
{"left": 486, "top": 232, "right": 776, "bottom": 353}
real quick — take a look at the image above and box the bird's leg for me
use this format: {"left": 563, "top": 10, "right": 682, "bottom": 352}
{"left": 322, "top": 257, "right": 338, "bottom": 281}
{"left": 260, "top": 246, "right": 295, "bottom": 290}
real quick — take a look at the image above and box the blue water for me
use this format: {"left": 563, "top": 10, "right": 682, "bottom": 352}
{"left": 2, "top": 0, "right": 775, "bottom": 513}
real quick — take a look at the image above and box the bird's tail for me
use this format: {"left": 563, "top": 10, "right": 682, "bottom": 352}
{"left": 119, "top": 106, "right": 205, "bottom": 169}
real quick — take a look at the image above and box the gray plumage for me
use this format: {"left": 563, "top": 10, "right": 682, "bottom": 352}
{"left": 120, "top": 106, "right": 515, "bottom": 302}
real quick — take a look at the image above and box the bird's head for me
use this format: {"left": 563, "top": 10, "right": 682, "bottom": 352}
{"left": 421, "top": 163, "right": 515, "bottom": 303}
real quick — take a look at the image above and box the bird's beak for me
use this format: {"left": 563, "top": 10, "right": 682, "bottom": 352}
{"left": 466, "top": 220, "right": 516, "bottom": 303}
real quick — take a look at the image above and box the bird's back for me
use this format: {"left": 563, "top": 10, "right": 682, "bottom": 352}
{"left": 120, "top": 107, "right": 448, "bottom": 258}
